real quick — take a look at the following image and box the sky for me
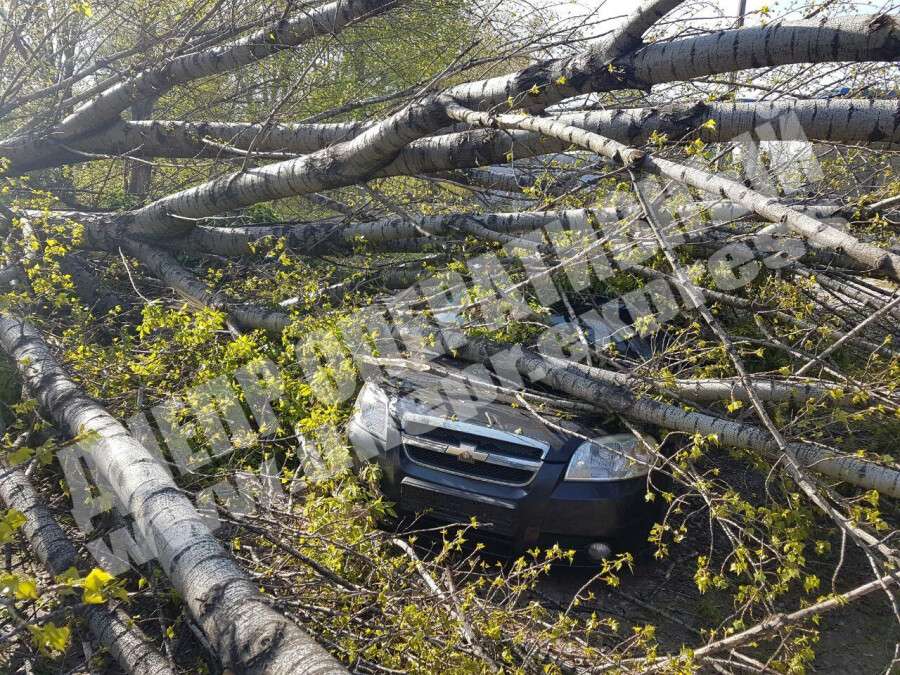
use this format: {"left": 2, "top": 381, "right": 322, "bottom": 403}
{"left": 522, "top": 0, "right": 773, "bottom": 44}
{"left": 545, "top": 0, "right": 883, "bottom": 22}
{"left": 549, "top": 0, "right": 765, "bottom": 20}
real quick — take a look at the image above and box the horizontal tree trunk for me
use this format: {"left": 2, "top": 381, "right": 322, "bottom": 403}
{"left": 0, "top": 118, "right": 372, "bottom": 174}
{"left": 169, "top": 210, "right": 575, "bottom": 256}
{"left": 559, "top": 361, "right": 851, "bottom": 405}
{"left": 555, "top": 99, "right": 900, "bottom": 147}
{"left": 5, "top": 13, "right": 900, "bottom": 176}
{"left": 445, "top": 14, "right": 900, "bottom": 110}
{"left": 6, "top": 98, "right": 900, "bottom": 175}
{"left": 151, "top": 200, "right": 837, "bottom": 257}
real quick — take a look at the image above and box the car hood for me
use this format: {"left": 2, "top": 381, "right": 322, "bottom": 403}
{"left": 372, "top": 368, "right": 602, "bottom": 462}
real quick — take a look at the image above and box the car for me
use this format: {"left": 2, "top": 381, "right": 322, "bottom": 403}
{"left": 348, "top": 364, "right": 662, "bottom": 561}
{"left": 545, "top": 298, "right": 655, "bottom": 360}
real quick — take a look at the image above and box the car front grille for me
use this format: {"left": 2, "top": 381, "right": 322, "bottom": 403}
{"left": 400, "top": 414, "right": 547, "bottom": 487}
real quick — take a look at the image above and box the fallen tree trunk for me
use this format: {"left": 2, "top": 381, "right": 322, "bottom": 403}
{"left": 0, "top": 463, "right": 175, "bottom": 675}
{"left": 0, "top": 313, "right": 346, "bottom": 674}
{"left": 8, "top": 95, "right": 900, "bottom": 175}
{"left": 4, "top": 12, "right": 900, "bottom": 175}
{"left": 454, "top": 338, "right": 900, "bottom": 498}
{"left": 648, "top": 154, "right": 900, "bottom": 282}
{"left": 436, "top": 15, "right": 900, "bottom": 115}
{"left": 445, "top": 105, "right": 900, "bottom": 282}
{"left": 0, "top": 118, "right": 373, "bottom": 174}
{"left": 123, "top": 240, "right": 290, "bottom": 333}
{"left": 58, "top": 200, "right": 838, "bottom": 258}
{"left": 555, "top": 99, "right": 900, "bottom": 147}
{"left": 121, "top": 97, "right": 454, "bottom": 237}
{"left": 559, "top": 361, "right": 853, "bottom": 406}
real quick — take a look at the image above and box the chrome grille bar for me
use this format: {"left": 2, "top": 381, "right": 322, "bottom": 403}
{"left": 399, "top": 413, "right": 547, "bottom": 486}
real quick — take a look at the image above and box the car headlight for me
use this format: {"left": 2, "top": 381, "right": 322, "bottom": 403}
{"left": 354, "top": 382, "right": 390, "bottom": 441}
{"left": 564, "top": 434, "right": 653, "bottom": 482}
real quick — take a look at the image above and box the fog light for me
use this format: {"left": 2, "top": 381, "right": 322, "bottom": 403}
{"left": 587, "top": 542, "right": 612, "bottom": 561}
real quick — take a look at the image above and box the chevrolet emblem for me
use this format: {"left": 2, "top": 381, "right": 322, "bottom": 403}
{"left": 448, "top": 441, "right": 486, "bottom": 464}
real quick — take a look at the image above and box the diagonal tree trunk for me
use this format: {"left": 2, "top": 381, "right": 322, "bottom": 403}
{"left": 123, "top": 239, "right": 291, "bottom": 333}
{"left": 0, "top": 313, "right": 346, "bottom": 675}
{"left": 1, "top": 0, "right": 405, "bottom": 142}
{"left": 0, "top": 463, "right": 176, "bottom": 675}
{"left": 445, "top": 105, "right": 900, "bottom": 282}
{"left": 454, "top": 338, "right": 900, "bottom": 499}
{"left": 119, "top": 97, "right": 453, "bottom": 237}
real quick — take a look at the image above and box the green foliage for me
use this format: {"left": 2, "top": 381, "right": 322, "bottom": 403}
{"left": 0, "top": 509, "right": 26, "bottom": 545}
{"left": 27, "top": 622, "right": 70, "bottom": 656}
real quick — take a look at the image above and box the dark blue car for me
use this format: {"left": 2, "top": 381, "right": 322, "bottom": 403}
{"left": 348, "top": 365, "right": 659, "bottom": 561}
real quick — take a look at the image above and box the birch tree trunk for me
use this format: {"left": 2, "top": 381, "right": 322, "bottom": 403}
{"left": 0, "top": 464, "right": 176, "bottom": 675}
{"left": 0, "top": 314, "right": 346, "bottom": 675}
{"left": 446, "top": 105, "right": 900, "bottom": 282}
{"left": 455, "top": 339, "right": 900, "bottom": 499}
{"left": 121, "top": 97, "right": 452, "bottom": 237}
{"left": 5, "top": 15, "right": 900, "bottom": 175}
{"left": 9, "top": 98, "right": 900, "bottom": 174}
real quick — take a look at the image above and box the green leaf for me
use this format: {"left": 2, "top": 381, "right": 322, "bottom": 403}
{"left": 0, "top": 508, "right": 26, "bottom": 544}
{"left": 29, "top": 622, "right": 71, "bottom": 655}
{"left": 82, "top": 567, "right": 114, "bottom": 604}
{"left": 7, "top": 445, "right": 32, "bottom": 465}
{"left": 0, "top": 572, "right": 39, "bottom": 601}
{"left": 71, "top": 1, "right": 93, "bottom": 17}
{"left": 15, "top": 577, "right": 38, "bottom": 600}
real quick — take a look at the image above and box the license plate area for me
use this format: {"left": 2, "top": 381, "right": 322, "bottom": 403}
{"left": 400, "top": 478, "right": 517, "bottom": 534}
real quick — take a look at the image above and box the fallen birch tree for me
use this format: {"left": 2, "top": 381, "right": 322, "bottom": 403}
{"left": 1, "top": 0, "right": 898, "bottom": 671}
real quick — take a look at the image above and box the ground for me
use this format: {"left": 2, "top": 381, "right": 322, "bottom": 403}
{"left": 536, "top": 550, "right": 899, "bottom": 673}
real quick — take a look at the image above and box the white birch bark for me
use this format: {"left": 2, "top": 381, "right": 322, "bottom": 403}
{"left": 6, "top": 98, "right": 898, "bottom": 175}
{"left": 0, "top": 118, "right": 372, "bottom": 174}
{"left": 446, "top": 105, "right": 900, "bottom": 282}
{"left": 121, "top": 98, "right": 453, "bottom": 237}
{"left": 554, "top": 99, "right": 900, "bottom": 147}
{"left": 0, "top": 314, "right": 346, "bottom": 674}
{"left": 599, "top": 0, "right": 686, "bottom": 59}
{"left": 442, "top": 15, "right": 900, "bottom": 112}
{"left": 0, "top": 464, "right": 175, "bottom": 675}
{"left": 455, "top": 339, "right": 900, "bottom": 498}
{"left": 556, "top": 361, "right": 852, "bottom": 405}
{"left": 4, "top": 13, "right": 900, "bottom": 175}
{"left": 647, "top": 154, "right": 900, "bottom": 281}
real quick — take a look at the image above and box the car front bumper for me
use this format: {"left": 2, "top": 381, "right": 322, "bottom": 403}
{"left": 349, "top": 416, "right": 656, "bottom": 553}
